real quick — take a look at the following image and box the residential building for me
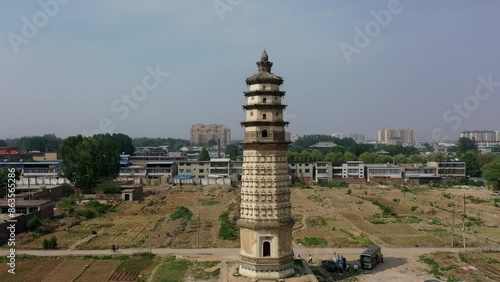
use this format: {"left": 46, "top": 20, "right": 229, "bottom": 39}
{"left": 365, "top": 163, "right": 403, "bottom": 182}
{"left": 190, "top": 124, "right": 231, "bottom": 147}
{"left": 177, "top": 161, "right": 210, "bottom": 178}
{"left": 289, "top": 162, "right": 314, "bottom": 181}
{"left": 145, "top": 162, "right": 178, "bottom": 179}
{"left": 209, "top": 158, "right": 231, "bottom": 176}
{"left": 460, "top": 130, "right": 498, "bottom": 141}
{"left": 349, "top": 133, "right": 365, "bottom": 143}
{"left": 427, "top": 161, "right": 466, "bottom": 178}
{"left": 378, "top": 128, "right": 414, "bottom": 145}
{"left": 331, "top": 133, "right": 349, "bottom": 139}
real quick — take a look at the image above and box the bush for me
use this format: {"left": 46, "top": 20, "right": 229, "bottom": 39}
{"left": 411, "top": 206, "right": 418, "bottom": 212}
{"left": 218, "top": 204, "right": 237, "bottom": 240}
{"left": 93, "top": 180, "right": 122, "bottom": 194}
{"left": 170, "top": 206, "right": 192, "bottom": 220}
{"left": 91, "top": 230, "right": 97, "bottom": 235}
{"left": 43, "top": 236, "right": 58, "bottom": 249}
{"left": 76, "top": 209, "right": 97, "bottom": 219}
{"left": 26, "top": 216, "right": 42, "bottom": 231}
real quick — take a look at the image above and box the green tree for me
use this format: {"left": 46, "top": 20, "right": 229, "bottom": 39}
{"left": 324, "top": 152, "right": 343, "bottom": 162}
{"left": 310, "top": 149, "right": 324, "bottom": 161}
{"left": 199, "top": 148, "right": 210, "bottom": 161}
{"left": 111, "top": 133, "right": 135, "bottom": 155}
{"left": 343, "top": 152, "right": 357, "bottom": 161}
{"left": 359, "top": 152, "right": 378, "bottom": 164}
{"left": 456, "top": 137, "right": 478, "bottom": 156}
{"left": 481, "top": 159, "right": 500, "bottom": 190}
{"left": 61, "top": 135, "right": 120, "bottom": 193}
{"left": 428, "top": 152, "right": 446, "bottom": 162}
{"left": 224, "top": 144, "right": 240, "bottom": 160}
{"left": 0, "top": 139, "right": 6, "bottom": 146}
{"left": 477, "top": 153, "right": 497, "bottom": 168}
{"left": 409, "top": 154, "right": 427, "bottom": 164}
{"left": 393, "top": 154, "right": 407, "bottom": 164}
{"left": 207, "top": 139, "right": 218, "bottom": 147}
{"left": 287, "top": 151, "right": 300, "bottom": 162}
{"left": 0, "top": 167, "right": 20, "bottom": 196}
{"left": 26, "top": 216, "right": 42, "bottom": 231}
{"left": 461, "top": 151, "right": 480, "bottom": 177}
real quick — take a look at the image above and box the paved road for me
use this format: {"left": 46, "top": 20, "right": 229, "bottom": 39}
{"left": 0, "top": 247, "right": 469, "bottom": 259}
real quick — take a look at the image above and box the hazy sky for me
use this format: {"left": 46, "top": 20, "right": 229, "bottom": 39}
{"left": 1, "top": 1, "right": 499, "bottom": 141}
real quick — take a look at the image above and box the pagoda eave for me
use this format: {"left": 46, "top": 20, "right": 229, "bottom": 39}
{"left": 244, "top": 91, "right": 286, "bottom": 97}
{"left": 242, "top": 104, "right": 287, "bottom": 110}
{"left": 240, "top": 121, "right": 289, "bottom": 127}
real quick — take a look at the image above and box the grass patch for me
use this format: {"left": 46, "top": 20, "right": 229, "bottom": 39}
{"left": 170, "top": 206, "right": 192, "bottom": 220}
{"left": 419, "top": 255, "right": 444, "bottom": 279}
{"left": 304, "top": 237, "right": 328, "bottom": 246}
{"left": 198, "top": 198, "right": 220, "bottom": 206}
{"left": 370, "top": 220, "right": 386, "bottom": 224}
{"left": 152, "top": 256, "right": 220, "bottom": 282}
{"left": 218, "top": 203, "right": 237, "bottom": 240}
{"left": 115, "top": 253, "right": 155, "bottom": 272}
{"left": 371, "top": 200, "right": 398, "bottom": 218}
{"left": 153, "top": 256, "right": 190, "bottom": 282}
{"left": 403, "top": 216, "right": 422, "bottom": 224}
{"left": 307, "top": 194, "right": 322, "bottom": 203}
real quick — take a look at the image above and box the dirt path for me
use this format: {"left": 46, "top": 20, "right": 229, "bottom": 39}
{"left": 1, "top": 247, "right": 474, "bottom": 281}
{"left": 291, "top": 209, "right": 308, "bottom": 247}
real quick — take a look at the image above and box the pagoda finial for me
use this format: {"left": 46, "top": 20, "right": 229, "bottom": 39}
{"left": 261, "top": 49, "right": 268, "bottom": 62}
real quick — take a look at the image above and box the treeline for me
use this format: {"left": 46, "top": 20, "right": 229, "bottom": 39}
{"left": 2, "top": 134, "right": 63, "bottom": 153}
{"left": 1, "top": 133, "right": 135, "bottom": 155}
{"left": 289, "top": 134, "right": 419, "bottom": 156}
{"left": 286, "top": 150, "right": 450, "bottom": 164}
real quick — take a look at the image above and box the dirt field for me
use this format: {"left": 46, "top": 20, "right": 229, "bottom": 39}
{"left": 6, "top": 183, "right": 500, "bottom": 281}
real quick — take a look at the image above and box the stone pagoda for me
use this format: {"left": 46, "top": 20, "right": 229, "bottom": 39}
{"left": 238, "top": 50, "right": 295, "bottom": 279}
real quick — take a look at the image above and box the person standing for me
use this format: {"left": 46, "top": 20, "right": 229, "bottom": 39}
{"left": 354, "top": 262, "right": 358, "bottom": 272}
{"left": 308, "top": 255, "right": 313, "bottom": 264}
{"left": 381, "top": 254, "right": 384, "bottom": 263}
{"left": 112, "top": 245, "right": 116, "bottom": 252}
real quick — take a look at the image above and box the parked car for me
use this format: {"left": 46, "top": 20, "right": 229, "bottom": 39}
{"left": 492, "top": 191, "right": 499, "bottom": 196}
{"left": 322, "top": 260, "right": 339, "bottom": 272}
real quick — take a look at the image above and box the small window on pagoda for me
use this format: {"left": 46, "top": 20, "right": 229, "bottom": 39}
{"left": 275, "top": 97, "right": 278, "bottom": 100}
{"left": 262, "top": 114, "right": 267, "bottom": 120}
{"left": 262, "top": 130, "right": 268, "bottom": 138}
{"left": 263, "top": 98, "right": 267, "bottom": 104}
{"left": 276, "top": 112, "right": 279, "bottom": 116}
{"left": 250, "top": 111, "right": 253, "bottom": 116}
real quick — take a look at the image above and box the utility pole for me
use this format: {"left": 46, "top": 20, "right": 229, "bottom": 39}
{"left": 197, "top": 207, "right": 200, "bottom": 249}
{"left": 451, "top": 206, "right": 455, "bottom": 247}
{"left": 462, "top": 193, "right": 466, "bottom": 250}
{"left": 149, "top": 222, "right": 152, "bottom": 253}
